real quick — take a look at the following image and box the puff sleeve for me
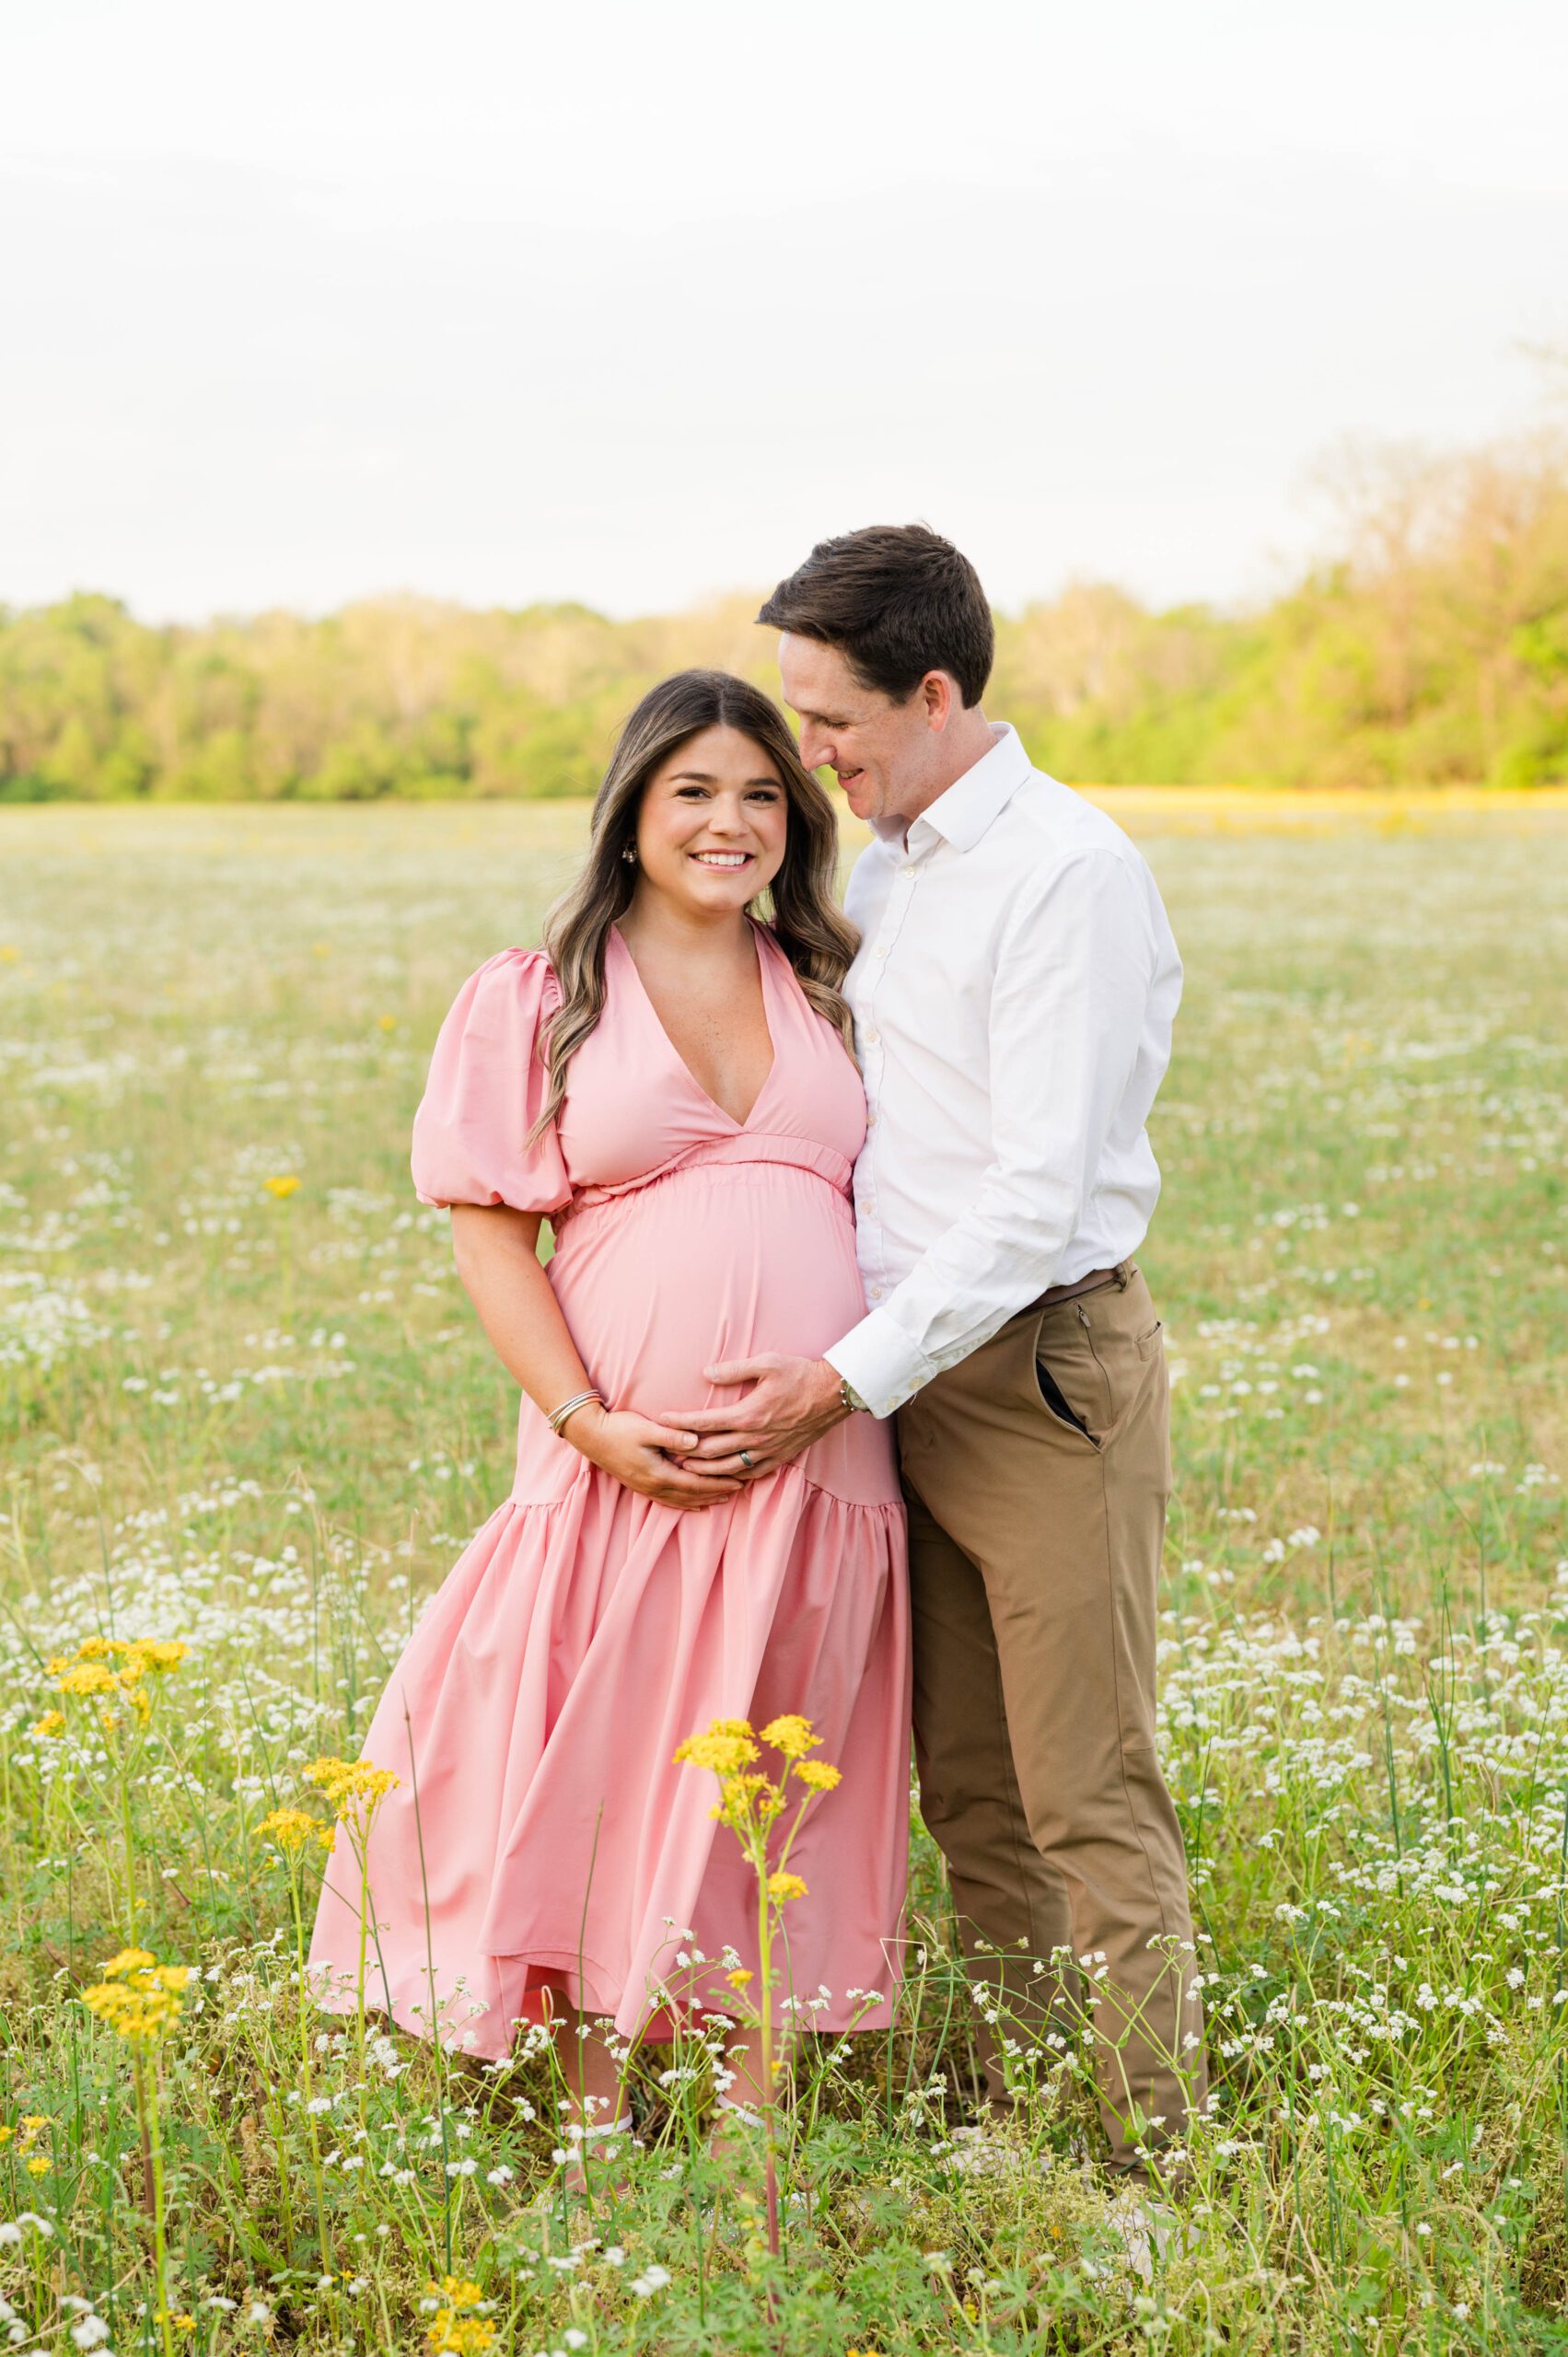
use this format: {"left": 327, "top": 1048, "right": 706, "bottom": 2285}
{"left": 410, "top": 949, "right": 573, "bottom": 1217}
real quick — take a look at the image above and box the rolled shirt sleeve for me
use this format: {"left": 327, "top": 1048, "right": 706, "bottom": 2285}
{"left": 826, "top": 849, "right": 1159, "bottom": 1419}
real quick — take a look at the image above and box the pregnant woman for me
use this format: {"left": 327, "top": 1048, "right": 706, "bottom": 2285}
{"left": 308, "top": 669, "right": 909, "bottom": 2161}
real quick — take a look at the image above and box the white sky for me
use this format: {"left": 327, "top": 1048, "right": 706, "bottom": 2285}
{"left": 4, "top": 0, "right": 1566, "bottom": 623}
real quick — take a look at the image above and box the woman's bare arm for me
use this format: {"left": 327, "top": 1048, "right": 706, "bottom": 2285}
{"left": 448, "top": 1205, "right": 741, "bottom": 1510}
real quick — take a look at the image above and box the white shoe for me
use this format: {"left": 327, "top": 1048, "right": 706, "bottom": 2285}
{"left": 1099, "top": 2189, "right": 1199, "bottom": 2284}
{"left": 944, "top": 2122, "right": 1092, "bottom": 2177}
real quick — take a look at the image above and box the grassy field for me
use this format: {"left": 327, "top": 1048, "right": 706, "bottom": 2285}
{"left": 2, "top": 797, "right": 1566, "bottom": 2355}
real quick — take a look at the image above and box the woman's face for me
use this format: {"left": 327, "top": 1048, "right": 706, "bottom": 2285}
{"left": 632, "top": 726, "right": 789, "bottom": 917}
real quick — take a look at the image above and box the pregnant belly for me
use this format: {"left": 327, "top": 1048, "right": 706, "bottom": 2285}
{"left": 550, "top": 1164, "right": 867, "bottom": 1409}
{"left": 511, "top": 1165, "right": 899, "bottom": 1508}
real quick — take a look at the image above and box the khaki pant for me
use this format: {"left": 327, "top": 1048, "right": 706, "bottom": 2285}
{"left": 896, "top": 1263, "right": 1208, "bottom": 2178}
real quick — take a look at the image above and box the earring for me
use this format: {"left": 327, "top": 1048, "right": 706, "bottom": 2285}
{"left": 621, "top": 844, "right": 638, "bottom": 865}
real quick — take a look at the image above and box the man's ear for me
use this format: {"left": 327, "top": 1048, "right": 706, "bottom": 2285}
{"left": 921, "top": 670, "right": 957, "bottom": 731}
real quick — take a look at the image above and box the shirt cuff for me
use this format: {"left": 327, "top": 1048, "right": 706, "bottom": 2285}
{"left": 825, "top": 1312, "right": 935, "bottom": 1422}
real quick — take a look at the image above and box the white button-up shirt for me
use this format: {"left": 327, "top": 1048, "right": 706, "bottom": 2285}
{"left": 824, "top": 722, "right": 1182, "bottom": 1420}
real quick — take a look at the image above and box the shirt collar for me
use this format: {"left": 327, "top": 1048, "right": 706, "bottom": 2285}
{"left": 876, "top": 722, "right": 1031, "bottom": 856}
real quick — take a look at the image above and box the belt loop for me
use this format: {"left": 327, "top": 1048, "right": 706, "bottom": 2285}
{"left": 1115, "top": 1261, "right": 1132, "bottom": 1289}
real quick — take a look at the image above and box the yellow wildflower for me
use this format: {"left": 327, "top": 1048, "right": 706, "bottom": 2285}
{"left": 30, "top": 1710, "right": 65, "bottom": 1739}
{"left": 80, "top": 1951, "right": 190, "bottom": 2047}
{"left": 760, "top": 1713, "right": 819, "bottom": 1759}
{"left": 765, "top": 1871, "right": 807, "bottom": 1903}
{"left": 259, "top": 1806, "right": 332, "bottom": 1855}
{"left": 26, "top": 2156, "right": 49, "bottom": 2176}
{"left": 674, "top": 1720, "right": 760, "bottom": 1776}
{"left": 794, "top": 1759, "right": 842, "bottom": 1793}
{"left": 303, "top": 1756, "right": 401, "bottom": 1820}
{"left": 131, "top": 1640, "right": 191, "bottom": 1673}
{"left": 0, "top": 2127, "right": 10, "bottom": 2146}
{"left": 47, "top": 1638, "right": 188, "bottom": 1724}
{"left": 428, "top": 2320, "right": 495, "bottom": 2357}
{"left": 263, "top": 1174, "right": 300, "bottom": 1198}
{"left": 435, "top": 2278, "right": 486, "bottom": 2309}
{"left": 99, "top": 1948, "right": 157, "bottom": 1978}
{"left": 424, "top": 2285, "right": 494, "bottom": 2356}
{"left": 53, "top": 1661, "right": 119, "bottom": 1698}
{"left": 726, "top": 1967, "right": 754, "bottom": 1991}
{"left": 174, "top": 2317, "right": 197, "bottom": 2334}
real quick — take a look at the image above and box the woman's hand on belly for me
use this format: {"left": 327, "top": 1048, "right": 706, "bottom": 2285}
{"left": 567, "top": 1404, "right": 747, "bottom": 1512}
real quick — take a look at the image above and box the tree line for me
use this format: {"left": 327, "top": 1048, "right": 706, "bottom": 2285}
{"left": 5, "top": 429, "right": 1566, "bottom": 800}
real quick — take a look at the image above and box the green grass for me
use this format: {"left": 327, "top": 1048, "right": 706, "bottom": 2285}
{"left": 2, "top": 799, "right": 1566, "bottom": 2354}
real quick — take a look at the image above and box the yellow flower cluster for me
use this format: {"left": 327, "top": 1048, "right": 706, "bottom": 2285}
{"left": 760, "top": 1713, "right": 819, "bottom": 1759}
{"left": 676, "top": 1714, "right": 842, "bottom": 1840}
{"left": 5, "top": 2115, "right": 50, "bottom": 2177}
{"left": 45, "top": 1638, "right": 190, "bottom": 1728}
{"left": 673, "top": 1720, "right": 760, "bottom": 1776}
{"left": 258, "top": 1806, "right": 334, "bottom": 1857}
{"left": 262, "top": 1174, "right": 300, "bottom": 1198}
{"left": 80, "top": 1948, "right": 191, "bottom": 2047}
{"left": 303, "top": 1756, "right": 401, "bottom": 1823}
{"left": 30, "top": 1710, "right": 65, "bottom": 1740}
{"left": 425, "top": 2276, "right": 494, "bottom": 2356}
{"left": 765, "top": 1871, "right": 808, "bottom": 1903}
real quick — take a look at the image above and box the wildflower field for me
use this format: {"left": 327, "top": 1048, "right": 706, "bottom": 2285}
{"left": 2, "top": 795, "right": 1566, "bottom": 2355}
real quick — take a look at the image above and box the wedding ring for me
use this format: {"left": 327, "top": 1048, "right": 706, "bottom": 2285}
{"left": 738, "top": 1449, "right": 755, "bottom": 1469}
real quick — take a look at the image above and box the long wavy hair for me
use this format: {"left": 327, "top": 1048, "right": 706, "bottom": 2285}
{"left": 529, "top": 669, "right": 858, "bottom": 1142}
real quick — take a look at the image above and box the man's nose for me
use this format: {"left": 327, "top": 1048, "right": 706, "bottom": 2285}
{"left": 798, "top": 726, "right": 832, "bottom": 771}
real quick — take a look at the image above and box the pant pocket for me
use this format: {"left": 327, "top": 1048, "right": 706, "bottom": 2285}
{"left": 1034, "top": 1356, "right": 1100, "bottom": 1445}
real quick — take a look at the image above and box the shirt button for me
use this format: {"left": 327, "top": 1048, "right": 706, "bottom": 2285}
{"left": 870, "top": 1284, "right": 884, "bottom": 1300}
{"left": 865, "top": 1029, "right": 880, "bottom": 1046}
{"left": 874, "top": 944, "right": 888, "bottom": 959}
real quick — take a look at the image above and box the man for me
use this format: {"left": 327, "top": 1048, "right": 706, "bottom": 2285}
{"left": 671, "top": 523, "right": 1208, "bottom": 2190}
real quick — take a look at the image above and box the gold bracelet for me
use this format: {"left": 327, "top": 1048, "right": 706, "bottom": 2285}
{"left": 547, "top": 1387, "right": 603, "bottom": 1435}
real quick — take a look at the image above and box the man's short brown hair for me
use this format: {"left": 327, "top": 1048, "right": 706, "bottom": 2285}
{"left": 757, "top": 524, "right": 994, "bottom": 708}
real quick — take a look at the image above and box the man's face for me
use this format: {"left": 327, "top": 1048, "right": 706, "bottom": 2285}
{"left": 778, "top": 633, "right": 939, "bottom": 827}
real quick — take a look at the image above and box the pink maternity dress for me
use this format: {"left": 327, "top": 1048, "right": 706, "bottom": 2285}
{"left": 308, "top": 921, "right": 910, "bottom": 2056}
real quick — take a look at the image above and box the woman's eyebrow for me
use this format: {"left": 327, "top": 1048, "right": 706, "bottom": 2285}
{"left": 668, "top": 771, "right": 781, "bottom": 787}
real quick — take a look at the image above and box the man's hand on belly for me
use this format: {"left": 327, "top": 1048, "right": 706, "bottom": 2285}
{"left": 662, "top": 1353, "right": 849, "bottom": 1480}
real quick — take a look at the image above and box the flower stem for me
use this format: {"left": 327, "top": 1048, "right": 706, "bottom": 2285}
{"left": 142, "top": 2054, "right": 174, "bottom": 2357}
{"left": 289, "top": 1874, "right": 333, "bottom": 2277}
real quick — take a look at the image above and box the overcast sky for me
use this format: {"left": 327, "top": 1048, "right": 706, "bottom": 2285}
{"left": 5, "top": 0, "right": 1565, "bottom": 624}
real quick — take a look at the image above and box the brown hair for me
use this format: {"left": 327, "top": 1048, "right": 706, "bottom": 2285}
{"left": 757, "top": 522, "right": 994, "bottom": 707}
{"left": 529, "top": 669, "right": 858, "bottom": 1142}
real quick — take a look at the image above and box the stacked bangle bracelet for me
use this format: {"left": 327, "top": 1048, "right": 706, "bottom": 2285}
{"left": 547, "top": 1387, "right": 604, "bottom": 1435}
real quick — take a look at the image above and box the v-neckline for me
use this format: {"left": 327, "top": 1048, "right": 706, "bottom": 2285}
{"left": 610, "top": 917, "right": 780, "bottom": 1133}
